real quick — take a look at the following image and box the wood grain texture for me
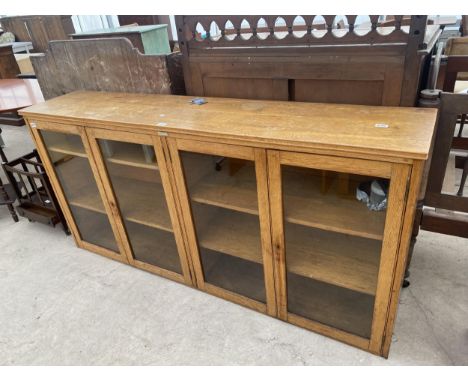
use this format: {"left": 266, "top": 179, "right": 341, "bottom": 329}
{"left": 158, "top": 137, "right": 199, "bottom": 286}
{"left": 0, "top": 15, "right": 74, "bottom": 53}
{"left": 80, "top": 126, "right": 130, "bottom": 262}
{"left": 382, "top": 160, "right": 424, "bottom": 357}
{"left": 0, "top": 45, "right": 20, "bottom": 79}
{"left": 153, "top": 136, "right": 194, "bottom": 285}
{"left": 167, "top": 137, "right": 206, "bottom": 289}
{"left": 23, "top": 90, "right": 434, "bottom": 357}
{"left": 85, "top": 128, "right": 136, "bottom": 266}
{"left": 177, "top": 16, "right": 437, "bottom": 107}
{"left": 21, "top": 91, "right": 437, "bottom": 161}
{"left": 254, "top": 148, "right": 277, "bottom": 316}
{"left": 30, "top": 39, "right": 173, "bottom": 100}
{"left": 289, "top": 313, "right": 370, "bottom": 351}
{"left": 369, "top": 163, "right": 411, "bottom": 354}
{"left": 267, "top": 150, "right": 288, "bottom": 320}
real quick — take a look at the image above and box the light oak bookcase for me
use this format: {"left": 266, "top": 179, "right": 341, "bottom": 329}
{"left": 20, "top": 91, "right": 437, "bottom": 357}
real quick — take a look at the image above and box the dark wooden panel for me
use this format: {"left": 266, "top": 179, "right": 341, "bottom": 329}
{"left": 31, "top": 38, "right": 175, "bottom": 100}
{"left": 118, "top": 15, "right": 160, "bottom": 26}
{"left": 462, "top": 16, "right": 468, "bottom": 36}
{"left": 186, "top": 54, "right": 406, "bottom": 106}
{"left": 421, "top": 209, "right": 468, "bottom": 238}
{"left": 425, "top": 192, "right": 468, "bottom": 213}
{"left": 0, "top": 15, "right": 74, "bottom": 53}
{"left": 176, "top": 15, "right": 435, "bottom": 107}
{"left": 166, "top": 53, "right": 186, "bottom": 95}
{"left": 294, "top": 79, "right": 384, "bottom": 105}
{"left": 202, "top": 77, "right": 285, "bottom": 100}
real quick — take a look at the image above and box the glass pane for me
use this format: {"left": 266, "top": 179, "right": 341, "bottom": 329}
{"left": 282, "top": 166, "right": 387, "bottom": 338}
{"left": 40, "top": 130, "right": 119, "bottom": 252}
{"left": 180, "top": 151, "right": 266, "bottom": 303}
{"left": 98, "top": 139, "right": 182, "bottom": 274}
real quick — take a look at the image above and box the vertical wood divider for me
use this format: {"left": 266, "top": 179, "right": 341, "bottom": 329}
{"left": 369, "top": 163, "right": 411, "bottom": 354}
{"left": 85, "top": 128, "right": 135, "bottom": 265}
{"left": 381, "top": 160, "right": 425, "bottom": 357}
{"left": 267, "top": 150, "right": 288, "bottom": 320}
{"left": 254, "top": 148, "right": 277, "bottom": 317}
{"left": 79, "top": 126, "right": 129, "bottom": 263}
{"left": 166, "top": 136, "right": 206, "bottom": 289}
{"left": 154, "top": 135, "right": 195, "bottom": 286}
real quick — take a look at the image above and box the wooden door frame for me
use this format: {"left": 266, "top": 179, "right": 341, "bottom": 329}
{"left": 85, "top": 127, "right": 193, "bottom": 285}
{"left": 25, "top": 119, "right": 127, "bottom": 263}
{"left": 166, "top": 136, "right": 277, "bottom": 316}
{"left": 267, "top": 149, "right": 412, "bottom": 354}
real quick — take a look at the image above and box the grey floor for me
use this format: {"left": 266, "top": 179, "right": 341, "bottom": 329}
{"left": 0, "top": 124, "right": 467, "bottom": 365}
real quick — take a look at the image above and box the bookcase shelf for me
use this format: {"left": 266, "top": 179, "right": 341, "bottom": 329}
{"left": 68, "top": 176, "right": 173, "bottom": 233}
{"left": 194, "top": 203, "right": 381, "bottom": 295}
{"left": 49, "top": 143, "right": 87, "bottom": 158}
{"left": 101, "top": 141, "right": 158, "bottom": 170}
{"left": 190, "top": 164, "right": 385, "bottom": 240}
{"left": 24, "top": 90, "right": 435, "bottom": 356}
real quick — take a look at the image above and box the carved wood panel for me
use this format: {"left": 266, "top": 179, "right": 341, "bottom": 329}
{"left": 176, "top": 16, "right": 434, "bottom": 107}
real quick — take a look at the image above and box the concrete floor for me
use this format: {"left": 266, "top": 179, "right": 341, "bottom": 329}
{"left": 0, "top": 124, "right": 467, "bottom": 365}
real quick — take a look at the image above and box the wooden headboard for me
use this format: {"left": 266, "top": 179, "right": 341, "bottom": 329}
{"left": 176, "top": 15, "right": 440, "bottom": 106}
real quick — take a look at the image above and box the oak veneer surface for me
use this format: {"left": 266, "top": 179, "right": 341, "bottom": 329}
{"left": 21, "top": 91, "right": 437, "bottom": 160}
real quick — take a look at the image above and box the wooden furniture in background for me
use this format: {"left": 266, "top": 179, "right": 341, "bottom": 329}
{"left": 0, "top": 174, "right": 18, "bottom": 222}
{"left": 14, "top": 53, "right": 42, "bottom": 77}
{"left": 415, "top": 56, "right": 468, "bottom": 238}
{"left": 2, "top": 150, "right": 69, "bottom": 233}
{"left": 404, "top": 54, "right": 468, "bottom": 279}
{"left": 176, "top": 15, "right": 440, "bottom": 106}
{"left": 461, "top": 16, "right": 468, "bottom": 36}
{"left": 3, "top": 41, "right": 33, "bottom": 54}
{"left": 445, "top": 36, "right": 468, "bottom": 81}
{"left": 0, "top": 44, "right": 20, "bottom": 79}
{"left": 117, "top": 15, "right": 176, "bottom": 50}
{"left": 442, "top": 56, "right": 468, "bottom": 151}
{"left": 30, "top": 38, "right": 185, "bottom": 100}
{"left": 420, "top": 92, "right": 468, "bottom": 237}
{"left": 118, "top": 15, "right": 161, "bottom": 27}
{"left": 20, "top": 91, "right": 437, "bottom": 357}
{"left": 0, "top": 15, "right": 74, "bottom": 53}
{"left": 71, "top": 25, "right": 171, "bottom": 55}
{"left": 0, "top": 79, "right": 43, "bottom": 127}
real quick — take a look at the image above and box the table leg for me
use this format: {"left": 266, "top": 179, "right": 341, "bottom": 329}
{"left": 0, "top": 128, "right": 7, "bottom": 163}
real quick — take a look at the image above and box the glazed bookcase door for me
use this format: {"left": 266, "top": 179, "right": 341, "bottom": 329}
{"left": 29, "top": 120, "right": 124, "bottom": 262}
{"left": 168, "top": 138, "right": 276, "bottom": 315}
{"left": 86, "top": 129, "right": 192, "bottom": 285}
{"left": 268, "top": 150, "right": 411, "bottom": 353}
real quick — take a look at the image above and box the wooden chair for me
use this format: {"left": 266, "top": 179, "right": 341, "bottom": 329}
{"left": 2, "top": 150, "right": 69, "bottom": 234}
{"left": 0, "top": 132, "right": 18, "bottom": 222}
{"left": 444, "top": 37, "right": 468, "bottom": 138}
{"left": 457, "top": 152, "right": 468, "bottom": 196}
{"left": 0, "top": 174, "right": 18, "bottom": 222}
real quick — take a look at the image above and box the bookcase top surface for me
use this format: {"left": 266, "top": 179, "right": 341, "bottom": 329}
{"left": 21, "top": 91, "right": 438, "bottom": 160}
